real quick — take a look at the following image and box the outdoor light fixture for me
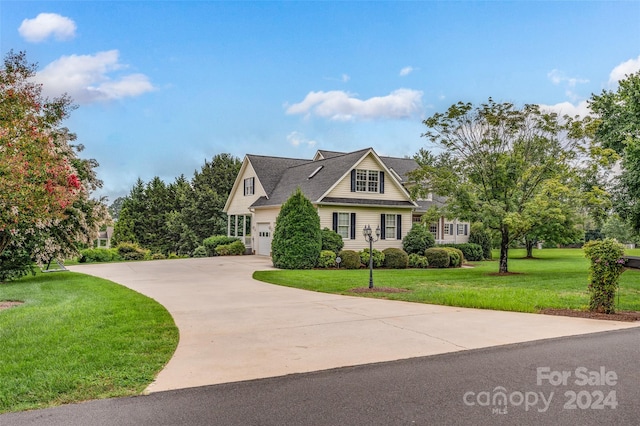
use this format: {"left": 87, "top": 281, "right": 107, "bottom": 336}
{"left": 363, "top": 225, "right": 381, "bottom": 289}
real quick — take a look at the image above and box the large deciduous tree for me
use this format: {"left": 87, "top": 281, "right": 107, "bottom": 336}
{"left": 590, "top": 71, "right": 640, "bottom": 231}
{"left": 412, "top": 99, "right": 594, "bottom": 273}
{"left": 1, "top": 51, "right": 108, "bottom": 276}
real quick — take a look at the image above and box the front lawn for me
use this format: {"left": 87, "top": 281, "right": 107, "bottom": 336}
{"left": 253, "top": 248, "right": 640, "bottom": 313}
{"left": 0, "top": 272, "right": 178, "bottom": 414}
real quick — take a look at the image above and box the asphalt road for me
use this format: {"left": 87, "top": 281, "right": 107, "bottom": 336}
{"left": 2, "top": 327, "right": 638, "bottom": 426}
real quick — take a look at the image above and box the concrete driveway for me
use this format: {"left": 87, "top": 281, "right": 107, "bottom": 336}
{"left": 70, "top": 257, "right": 639, "bottom": 393}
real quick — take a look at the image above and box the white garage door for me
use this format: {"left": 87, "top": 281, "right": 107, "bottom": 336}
{"left": 257, "top": 223, "right": 272, "bottom": 256}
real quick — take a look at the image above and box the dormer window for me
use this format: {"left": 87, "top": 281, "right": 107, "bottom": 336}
{"left": 351, "top": 169, "right": 385, "bottom": 194}
{"left": 243, "top": 177, "right": 255, "bottom": 196}
{"left": 356, "top": 170, "right": 379, "bottom": 192}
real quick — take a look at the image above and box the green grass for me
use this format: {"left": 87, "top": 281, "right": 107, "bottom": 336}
{"left": 253, "top": 248, "right": 640, "bottom": 313}
{"left": 0, "top": 272, "right": 179, "bottom": 414}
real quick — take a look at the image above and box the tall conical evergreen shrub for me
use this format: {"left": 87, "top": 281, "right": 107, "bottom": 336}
{"left": 271, "top": 188, "right": 321, "bottom": 269}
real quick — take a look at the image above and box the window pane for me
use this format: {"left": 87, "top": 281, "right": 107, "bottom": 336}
{"left": 337, "top": 213, "right": 349, "bottom": 238}
{"left": 385, "top": 214, "right": 396, "bottom": 239}
{"left": 368, "top": 171, "right": 378, "bottom": 192}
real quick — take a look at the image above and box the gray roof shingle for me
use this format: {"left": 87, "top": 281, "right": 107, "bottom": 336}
{"left": 247, "top": 148, "right": 421, "bottom": 209}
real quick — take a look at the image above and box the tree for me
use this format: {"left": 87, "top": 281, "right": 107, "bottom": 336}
{"left": 1, "top": 51, "right": 108, "bottom": 277}
{"left": 413, "top": 99, "right": 591, "bottom": 273}
{"left": 188, "top": 153, "right": 241, "bottom": 240}
{"left": 521, "top": 180, "right": 583, "bottom": 257}
{"left": 0, "top": 51, "right": 80, "bottom": 256}
{"left": 271, "top": 188, "right": 321, "bottom": 269}
{"left": 590, "top": 71, "right": 640, "bottom": 231}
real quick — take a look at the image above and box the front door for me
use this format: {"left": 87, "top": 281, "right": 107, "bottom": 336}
{"left": 257, "top": 223, "right": 272, "bottom": 256}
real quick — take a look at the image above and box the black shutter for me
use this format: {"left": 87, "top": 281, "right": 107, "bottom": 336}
{"left": 380, "top": 171, "right": 385, "bottom": 194}
{"left": 465, "top": 224, "right": 468, "bottom": 235}
{"left": 332, "top": 213, "right": 338, "bottom": 233}
{"left": 380, "top": 214, "right": 386, "bottom": 240}
{"left": 396, "top": 214, "right": 402, "bottom": 240}
{"left": 243, "top": 179, "right": 246, "bottom": 196}
{"left": 350, "top": 213, "right": 356, "bottom": 240}
{"left": 351, "top": 170, "right": 356, "bottom": 192}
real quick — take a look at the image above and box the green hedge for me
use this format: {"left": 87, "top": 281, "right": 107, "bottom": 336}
{"left": 203, "top": 235, "right": 240, "bottom": 256}
{"left": 79, "top": 248, "right": 121, "bottom": 263}
{"left": 116, "top": 242, "right": 149, "bottom": 261}
{"left": 321, "top": 228, "right": 344, "bottom": 254}
{"left": 317, "top": 250, "right": 337, "bottom": 268}
{"left": 408, "top": 253, "right": 429, "bottom": 268}
{"left": 382, "top": 248, "right": 409, "bottom": 269}
{"left": 402, "top": 224, "right": 435, "bottom": 254}
{"left": 359, "top": 248, "right": 385, "bottom": 268}
{"left": 439, "top": 243, "right": 483, "bottom": 261}
{"left": 193, "top": 246, "right": 208, "bottom": 258}
{"left": 338, "top": 250, "right": 361, "bottom": 269}
{"left": 425, "top": 247, "right": 450, "bottom": 268}
{"left": 442, "top": 247, "right": 463, "bottom": 267}
{"left": 215, "top": 240, "right": 245, "bottom": 256}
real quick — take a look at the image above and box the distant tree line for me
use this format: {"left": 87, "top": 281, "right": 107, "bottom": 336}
{"left": 112, "top": 153, "right": 241, "bottom": 256}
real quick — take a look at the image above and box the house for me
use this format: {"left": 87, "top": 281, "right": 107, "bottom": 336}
{"left": 223, "top": 148, "right": 469, "bottom": 256}
{"left": 96, "top": 226, "right": 114, "bottom": 249}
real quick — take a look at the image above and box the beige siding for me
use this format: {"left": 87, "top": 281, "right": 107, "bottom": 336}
{"left": 326, "top": 153, "right": 409, "bottom": 201}
{"left": 226, "top": 161, "right": 266, "bottom": 215}
{"left": 252, "top": 207, "right": 280, "bottom": 255}
{"left": 317, "top": 205, "right": 413, "bottom": 251}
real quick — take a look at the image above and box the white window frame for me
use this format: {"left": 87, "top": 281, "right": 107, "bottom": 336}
{"left": 355, "top": 169, "right": 379, "bottom": 193}
{"left": 385, "top": 214, "right": 396, "bottom": 240}
{"left": 337, "top": 212, "right": 350, "bottom": 239}
{"left": 457, "top": 223, "right": 466, "bottom": 235}
{"left": 244, "top": 177, "right": 254, "bottom": 196}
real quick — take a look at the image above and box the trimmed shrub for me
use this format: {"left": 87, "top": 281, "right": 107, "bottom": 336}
{"left": 583, "top": 239, "right": 626, "bottom": 313}
{"left": 79, "top": 248, "right": 118, "bottom": 263}
{"left": 317, "top": 250, "right": 337, "bottom": 268}
{"left": 203, "top": 235, "right": 240, "bottom": 256}
{"left": 321, "top": 228, "right": 344, "bottom": 254}
{"left": 215, "top": 240, "right": 246, "bottom": 256}
{"left": 439, "top": 243, "right": 483, "bottom": 261}
{"left": 359, "top": 248, "right": 385, "bottom": 268}
{"left": 382, "top": 248, "right": 409, "bottom": 269}
{"left": 193, "top": 246, "right": 208, "bottom": 258}
{"left": 116, "top": 242, "right": 149, "bottom": 261}
{"left": 408, "top": 253, "right": 429, "bottom": 268}
{"left": 338, "top": 250, "right": 361, "bottom": 269}
{"left": 442, "top": 247, "right": 463, "bottom": 267}
{"left": 403, "top": 224, "right": 436, "bottom": 255}
{"left": 469, "top": 224, "right": 493, "bottom": 260}
{"left": 151, "top": 253, "right": 167, "bottom": 260}
{"left": 425, "top": 247, "right": 450, "bottom": 268}
{"left": 272, "top": 189, "right": 321, "bottom": 269}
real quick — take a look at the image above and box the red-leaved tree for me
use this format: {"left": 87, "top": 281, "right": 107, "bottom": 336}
{"left": 0, "top": 51, "right": 85, "bottom": 257}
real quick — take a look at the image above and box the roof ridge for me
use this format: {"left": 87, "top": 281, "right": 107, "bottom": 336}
{"left": 246, "top": 153, "right": 309, "bottom": 161}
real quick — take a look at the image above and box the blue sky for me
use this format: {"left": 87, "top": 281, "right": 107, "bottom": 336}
{"left": 2, "top": 1, "right": 640, "bottom": 202}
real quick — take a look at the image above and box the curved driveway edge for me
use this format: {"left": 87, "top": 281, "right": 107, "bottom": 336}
{"left": 69, "top": 257, "right": 639, "bottom": 393}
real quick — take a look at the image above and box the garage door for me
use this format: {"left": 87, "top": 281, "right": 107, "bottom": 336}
{"left": 257, "top": 223, "right": 272, "bottom": 256}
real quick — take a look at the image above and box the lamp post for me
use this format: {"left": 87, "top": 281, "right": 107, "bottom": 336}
{"left": 363, "top": 224, "right": 381, "bottom": 289}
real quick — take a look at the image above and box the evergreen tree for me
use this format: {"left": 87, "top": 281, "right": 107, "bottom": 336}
{"left": 272, "top": 188, "right": 321, "bottom": 269}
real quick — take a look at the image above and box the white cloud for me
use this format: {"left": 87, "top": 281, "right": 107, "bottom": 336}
{"left": 547, "top": 69, "right": 589, "bottom": 87}
{"left": 285, "top": 88, "right": 423, "bottom": 121}
{"left": 287, "top": 131, "right": 316, "bottom": 148}
{"left": 341, "top": 74, "right": 350, "bottom": 83}
{"left": 609, "top": 55, "right": 640, "bottom": 85}
{"left": 35, "top": 50, "right": 155, "bottom": 103}
{"left": 539, "top": 100, "right": 591, "bottom": 118}
{"left": 19, "top": 13, "right": 76, "bottom": 43}
{"left": 399, "top": 66, "right": 415, "bottom": 77}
